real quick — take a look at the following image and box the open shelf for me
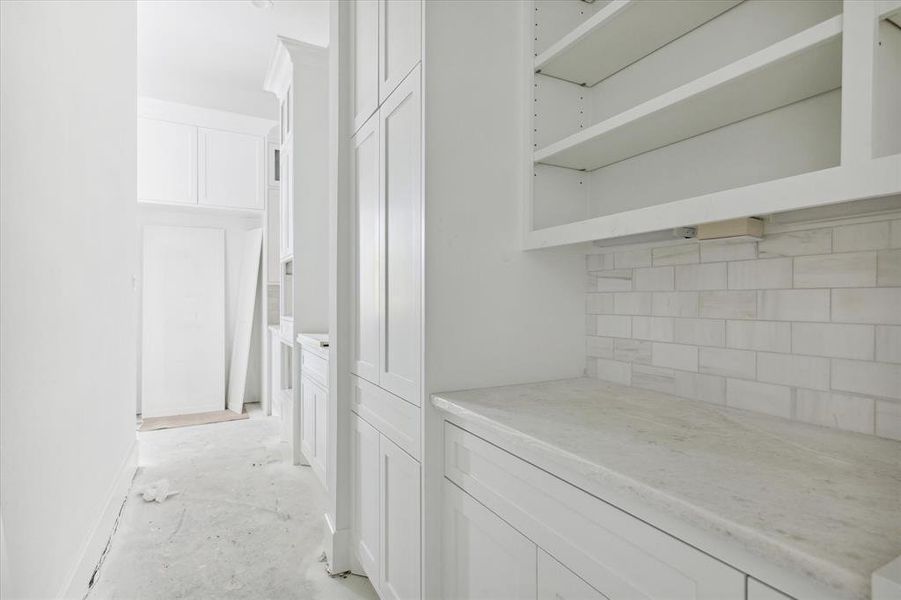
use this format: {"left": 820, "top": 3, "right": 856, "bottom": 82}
{"left": 534, "top": 0, "right": 740, "bottom": 87}
{"left": 534, "top": 16, "right": 843, "bottom": 172}
{"left": 526, "top": 155, "right": 901, "bottom": 250}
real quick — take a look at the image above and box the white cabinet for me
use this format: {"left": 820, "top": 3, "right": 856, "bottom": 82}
{"left": 351, "top": 381, "right": 421, "bottom": 599}
{"left": 379, "top": 435, "right": 421, "bottom": 600}
{"left": 350, "top": 66, "right": 422, "bottom": 406}
{"left": 353, "top": 413, "right": 381, "bottom": 584}
{"left": 444, "top": 422, "right": 745, "bottom": 600}
{"left": 351, "top": 115, "right": 381, "bottom": 384}
{"left": 378, "top": 67, "right": 421, "bottom": 405}
{"left": 352, "top": 0, "right": 379, "bottom": 132}
{"left": 538, "top": 550, "right": 607, "bottom": 600}
{"left": 279, "top": 130, "right": 294, "bottom": 258}
{"left": 137, "top": 117, "right": 197, "bottom": 206}
{"left": 198, "top": 128, "right": 263, "bottom": 210}
{"left": 443, "top": 480, "right": 537, "bottom": 600}
{"left": 378, "top": 0, "right": 421, "bottom": 103}
{"left": 299, "top": 343, "right": 329, "bottom": 487}
{"left": 747, "top": 579, "right": 793, "bottom": 600}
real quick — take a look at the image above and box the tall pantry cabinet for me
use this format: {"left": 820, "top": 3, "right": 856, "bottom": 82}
{"left": 334, "top": 0, "right": 588, "bottom": 597}
{"left": 346, "top": 0, "right": 423, "bottom": 598}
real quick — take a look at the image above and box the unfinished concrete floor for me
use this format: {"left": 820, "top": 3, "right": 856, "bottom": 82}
{"left": 88, "top": 407, "right": 378, "bottom": 600}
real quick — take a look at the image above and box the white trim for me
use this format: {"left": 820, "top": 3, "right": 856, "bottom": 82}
{"left": 138, "top": 98, "right": 275, "bottom": 137}
{"left": 60, "top": 441, "right": 138, "bottom": 600}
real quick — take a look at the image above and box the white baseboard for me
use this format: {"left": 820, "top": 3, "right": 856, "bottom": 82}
{"left": 60, "top": 440, "right": 138, "bottom": 600}
{"left": 323, "top": 512, "right": 357, "bottom": 575}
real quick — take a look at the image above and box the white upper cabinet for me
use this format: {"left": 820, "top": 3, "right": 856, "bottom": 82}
{"left": 353, "top": 0, "right": 380, "bottom": 133}
{"left": 443, "top": 480, "right": 537, "bottom": 600}
{"left": 137, "top": 117, "right": 197, "bottom": 206}
{"left": 379, "top": 435, "right": 421, "bottom": 600}
{"left": 137, "top": 99, "right": 273, "bottom": 212}
{"left": 378, "top": 0, "right": 421, "bottom": 104}
{"left": 351, "top": 116, "right": 381, "bottom": 383}
{"left": 379, "top": 67, "right": 422, "bottom": 405}
{"left": 198, "top": 128, "right": 264, "bottom": 210}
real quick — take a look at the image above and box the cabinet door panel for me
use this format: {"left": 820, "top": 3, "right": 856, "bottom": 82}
{"left": 353, "top": 0, "right": 379, "bottom": 133}
{"left": 137, "top": 118, "right": 197, "bottom": 205}
{"left": 198, "top": 128, "right": 263, "bottom": 210}
{"left": 378, "top": 67, "right": 421, "bottom": 405}
{"left": 378, "top": 0, "right": 421, "bottom": 103}
{"left": 314, "top": 382, "right": 328, "bottom": 468}
{"left": 379, "top": 436, "right": 421, "bottom": 600}
{"left": 538, "top": 549, "right": 607, "bottom": 600}
{"left": 747, "top": 579, "right": 792, "bottom": 600}
{"left": 443, "top": 480, "right": 536, "bottom": 600}
{"left": 351, "top": 116, "right": 381, "bottom": 383}
{"left": 300, "top": 377, "right": 316, "bottom": 459}
{"left": 353, "top": 414, "right": 381, "bottom": 584}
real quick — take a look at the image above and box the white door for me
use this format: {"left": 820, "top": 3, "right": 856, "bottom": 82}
{"left": 353, "top": 0, "right": 379, "bottom": 133}
{"left": 538, "top": 550, "right": 608, "bottom": 600}
{"left": 351, "top": 115, "right": 381, "bottom": 384}
{"left": 137, "top": 118, "right": 197, "bottom": 206}
{"left": 379, "top": 435, "right": 421, "bottom": 600}
{"left": 378, "top": 66, "right": 421, "bottom": 405}
{"left": 378, "top": 0, "right": 421, "bottom": 103}
{"left": 443, "top": 480, "right": 537, "bottom": 600}
{"left": 142, "top": 226, "right": 225, "bottom": 417}
{"left": 353, "top": 414, "right": 381, "bottom": 586}
{"left": 198, "top": 128, "right": 263, "bottom": 210}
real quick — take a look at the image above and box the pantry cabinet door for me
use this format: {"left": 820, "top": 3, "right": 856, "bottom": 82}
{"left": 379, "top": 435, "right": 421, "bottom": 600}
{"left": 378, "top": 66, "right": 421, "bottom": 405}
{"left": 351, "top": 116, "right": 381, "bottom": 384}
{"left": 353, "top": 414, "right": 381, "bottom": 585}
{"left": 198, "top": 128, "right": 263, "bottom": 210}
{"left": 352, "top": 0, "right": 379, "bottom": 133}
{"left": 137, "top": 118, "right": 197, "bottom": 206}
{"left": 443, "top": 480, "right": 537, "bottom": 600}
{"left": 378, "top": 0, "right": 420, "bottom": 103}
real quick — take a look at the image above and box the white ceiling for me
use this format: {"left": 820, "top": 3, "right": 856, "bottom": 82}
{"left": 138, "top": 0, "right": 329, "bottom": 119}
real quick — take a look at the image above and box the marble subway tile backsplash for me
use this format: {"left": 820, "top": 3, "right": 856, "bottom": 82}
{"left": 585, "top": 215, "right": 901, "bottom": 441}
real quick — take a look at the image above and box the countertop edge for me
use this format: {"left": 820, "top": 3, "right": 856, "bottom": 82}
{"left": 431, "top": 392, "right": 866, "bottom": 600}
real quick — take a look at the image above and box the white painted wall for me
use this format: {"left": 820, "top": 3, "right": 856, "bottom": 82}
{"left": 0, "top": 2, "right": 137, "bottom": 598}
{"left": 136, "top": 206, "right": 264, "bottom": 413}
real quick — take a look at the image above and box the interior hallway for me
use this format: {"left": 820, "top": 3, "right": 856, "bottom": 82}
{"left": 87, "top": 410, "right": 377, "bottom": 600}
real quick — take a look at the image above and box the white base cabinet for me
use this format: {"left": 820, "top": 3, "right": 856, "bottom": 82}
{"left": 443, "top": 422, "right": 745, "bottom": 600}
{"left": 443, "top": 480, "right": 537, "bottom": 600}
{"left": 299, "top": 340, "right": 329, "bottom": 488}
{"left": 351, "top": 379, "right": 421, "bottom": 600}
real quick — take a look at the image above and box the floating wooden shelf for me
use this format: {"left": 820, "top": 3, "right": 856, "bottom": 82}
{"left": 534, "top": 0, "right": 741, "bottom": 87}
{"left": 534, "top": 16, "right": 843, "bottom": 173}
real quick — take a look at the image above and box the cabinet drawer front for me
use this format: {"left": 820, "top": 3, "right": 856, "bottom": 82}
{"left": 747, "top": 579, "right": 793, "bottom": 600}
{"left": 351, "top": 376, "right": 420, "bottom": 461}
{"left": 445, "top": 423, "right": 744, "bottom": 600}
{"left": 301, "top": 348, "right": 328, "bottom": 388}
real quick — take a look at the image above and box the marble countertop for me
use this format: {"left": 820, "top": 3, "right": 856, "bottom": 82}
{"left": 432, "top": 377, "right": 901, "bottom": 600}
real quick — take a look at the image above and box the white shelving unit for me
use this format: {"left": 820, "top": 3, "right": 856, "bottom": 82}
{"left": 535, "top": 17, "right": 842, "bottom": 171}
{"left": 535, "top": 0, "right": 740, "bottom": 87}
{"left": 526, "top": 0, "right": 901, "bottom": 250}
